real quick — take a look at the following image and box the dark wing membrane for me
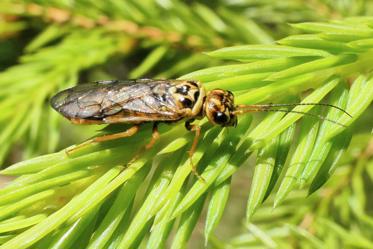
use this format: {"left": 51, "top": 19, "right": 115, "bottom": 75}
{"left": 50, "top": 79, "right": 184, "bottom": 123}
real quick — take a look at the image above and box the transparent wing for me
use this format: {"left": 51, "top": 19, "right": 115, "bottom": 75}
{"left": 50, "top": 79, "right": 183, "bottom": 123}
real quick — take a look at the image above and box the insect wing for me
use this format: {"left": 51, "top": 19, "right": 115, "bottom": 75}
{"left": 50, "top": 79, "right": 184, "bottom": 123}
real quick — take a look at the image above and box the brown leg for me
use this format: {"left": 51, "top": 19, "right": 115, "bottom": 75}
{"left": 127, "top": 123, "right": 161, "bottom": 165}
{"left": 66, "top": 125, "right": 140, "bottom": 154}
{"left": 145, "top": 123, "right": 160, "bottom": 150}
{"left": 185, "top": 120, "right": 204, "bottom": 182}
{"left": 93, "top": 125, "right": 140, "bottom": 142}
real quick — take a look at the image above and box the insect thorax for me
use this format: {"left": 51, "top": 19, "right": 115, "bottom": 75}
{"left": 168, "top": 80, "right": 206, "bottom": 118}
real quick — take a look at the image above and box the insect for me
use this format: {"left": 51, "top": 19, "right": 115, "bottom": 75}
{"left": 51, "top": 79, "right": 351, "bottom": 174}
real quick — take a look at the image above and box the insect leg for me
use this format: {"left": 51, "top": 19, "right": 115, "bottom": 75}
{"left": 145, "top": 122, "right": 160, "bottom": 150}
{"left": 66, "top": 125, "right": 140, "bottom": 154}
{"left": 93, "top": 125, "right": 140, "bottom": 142}
{"left": 185, "top": 120, "right": 205, "bottom": 182}
{"left": 126, "top": 123, "right": 161, "bottom": 166}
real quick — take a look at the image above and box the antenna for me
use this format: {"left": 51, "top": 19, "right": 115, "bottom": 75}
{"left": 233, "top": 103, "right": 352, "bottom": 127}
{"left": 235, "top": 103, "right": 352, "bottom": 117}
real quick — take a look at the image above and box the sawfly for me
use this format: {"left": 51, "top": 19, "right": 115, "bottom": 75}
{"left": 51, "top": 79, "right": 351, "bottom": 175}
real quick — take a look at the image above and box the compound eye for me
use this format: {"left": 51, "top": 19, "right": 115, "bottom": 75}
{"left": 213, "top": 111, "right": 228, "bottom": 124}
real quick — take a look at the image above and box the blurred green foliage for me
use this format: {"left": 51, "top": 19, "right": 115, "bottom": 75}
{"left": 0, "top": 1, "right": 372, "bottom": 248}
